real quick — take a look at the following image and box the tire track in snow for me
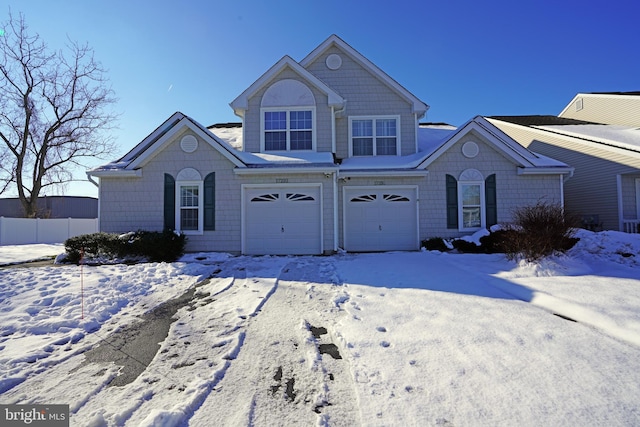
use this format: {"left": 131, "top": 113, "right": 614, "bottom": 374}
{"left": 189, "top": 257, "right": 361, "bottom": 427}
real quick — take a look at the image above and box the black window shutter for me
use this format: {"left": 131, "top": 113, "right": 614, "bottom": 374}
{"left": 446, "top": 174, "right": 458, "bottom": 229}
{"left": 164, "top": 173, "right": 176, "bottom": 230}
{"left": 485, "top": 174, "right": 497, "bottom": 227}
{"left": 204, "top": 172, "right": 215, "bottom": 231}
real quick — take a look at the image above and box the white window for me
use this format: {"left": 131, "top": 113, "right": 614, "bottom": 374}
{"left": 458, "top": 181, "right": 485, "bottom": 230}
{"left": 349, "top": 116, "right": 399, "bottom": 156}
{"left": 175, "top": 168, "right": 204, "bottom": 234}
{"left": 262, "top": 108, "right": 314, "bottom": 151}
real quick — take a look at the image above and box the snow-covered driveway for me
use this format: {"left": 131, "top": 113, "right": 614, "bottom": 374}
{"left": 1, "top": 233, "right": 640, "bottom": 426}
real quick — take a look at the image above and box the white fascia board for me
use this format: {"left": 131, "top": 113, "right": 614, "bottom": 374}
{"left": 119, "top": 112, "right": 186, "bottom": 163}
{"left": 489, "top": 118, "right": 640, "bottom": 161}
{"left": 230, "top": 56, "right": 345, "bottom": 116}
{"left": 87, "top": 169, "right": 142, "bottom": 178}
{"left": 300, "top": 35, "right": 428, "bottom": 116}
{"left": 418, "top": 117, "right": 536, "bottom": 169}
{"left": 338, "top": 169, "right": 429, "bottom": 178}
{"left": 234, "top": 166, "right": 338, "bottom": 175}
{"left": 517, "top": 167, "right": 574, "bottom": 176}
{"left": 128, "top": 117, "right": 245, "bottom": 169}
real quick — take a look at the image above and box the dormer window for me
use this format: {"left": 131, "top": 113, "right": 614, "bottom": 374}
{"left": 263, "top": 108, "right": 314, "bottom": 151}
{"left": 349, "top": 116, "right": 400, "bottom": 156}
{"left": 261, "top": 79, "right": 316, "bottom": 152}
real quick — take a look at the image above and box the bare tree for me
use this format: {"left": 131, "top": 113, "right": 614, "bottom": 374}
{"left": 0, "top": 11, "right": 117, "bottom": 217}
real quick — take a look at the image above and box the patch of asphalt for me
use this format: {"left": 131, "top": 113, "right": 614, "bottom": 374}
{"left": 0, "top": 258, "right": 56, "bottom": 269}
{"left": 80, "top": 277, "right": 214, "bottom": 387}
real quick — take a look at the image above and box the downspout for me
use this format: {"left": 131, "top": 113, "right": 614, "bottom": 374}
{"left": 87, "top": 172, "right": 101, "bottom": 231}
{"left": 331, "top": 106, "right": 336, "bottom": 154}
{"left": 414, "top": 113, "right": 419, "bottom": 154}
{"left": 333, "top": 171, "right": 339, "bottom": 252}
{"left": 559, "top": 174, "right": 564, "bottom": 210}
{"left": 617, "top": 174, "right": 623, "bottom": 232}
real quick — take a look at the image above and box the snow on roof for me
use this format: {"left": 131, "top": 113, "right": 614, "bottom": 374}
{"left": 208, "top": 124, "right": 243, "bottom": 151}
{"left": 339, "top": 124, "right": 456, "bottom": 170}
{"left": 535, "top": 124, "right": 640, "bottom": 152}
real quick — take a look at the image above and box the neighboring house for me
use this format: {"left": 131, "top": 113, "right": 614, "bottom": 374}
{"left": 489, "top": 93, "right": 640, "bottom": 233}
{"left": 0, "top": 196, "right": 98, "bottom": 218}
{"left": 559, "top": 92, "right": 640, "bottom": 127}
{"left": 88, "top": 35, "right": 572, "bottom": 254}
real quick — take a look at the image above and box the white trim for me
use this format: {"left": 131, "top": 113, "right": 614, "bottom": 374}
{"left": 260, "top": 106, "right": 317, "bottom": 152}
{"left": 175, "top": 180, "right": 204, "bottom": 235}
{"left": 128, "top": 117, "right": 246, "bottom": 169}
{"left": 517, "top": 167, "right": 574, "bottom": 175}
{"left": 234, "top": 166, "right": 337, "bottom": 175}
{"left": 87, "top": 169, "right": 142, "bottom": 178}
{"left": 339, "top": 170, "right": 428, "bottom": 178}
{"left": 342, "top": 185, "right": 419, "bottom": 252}
{"left": 230, "top": 56, "right": 344, "bottom": 116}
{"left": 457, "top": 180, "right": 486, "bottom": 232}
{"left": 636, "top": 178, "right": 640, "bottom": 220}
{"left": 241, "top": 183, "right": 324, "bottom": 255}
{"left": 299, "top": 35, "right": 428, "bottom": 117}
{"left": 348, "top": 115, "right": 401, "bottom": 157}
{"left": 618, "top": 174, "right": 624, "bottom": 231}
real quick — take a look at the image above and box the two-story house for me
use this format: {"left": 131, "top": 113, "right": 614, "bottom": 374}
{"left": 88, "top": 35, "right": 572, "bottom": 254}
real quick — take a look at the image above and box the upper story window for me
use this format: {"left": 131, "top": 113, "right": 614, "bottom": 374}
{"left": 261, "top": 79, "right": 316, "bottom": 152}
{"left": 263, "top": 108, "right": 314, "bottom": 151}
{"left": 349, "top": 116, "right": 399, "bottom": 156}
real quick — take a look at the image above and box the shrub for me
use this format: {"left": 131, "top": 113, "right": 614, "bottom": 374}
{"left": 64, "top": 230, "right": 186, "bottom": 264}
{"left": 422, "top": 237, "right": 450, "bottom": 252}
{"left": 505, "top": 201, "right": 579, "bottom": 262}
{"left": 479, "top": 228, "right": 521, "bottom": 254}
{"left": 451, "top": 239, "right": 484, "bottom": 253}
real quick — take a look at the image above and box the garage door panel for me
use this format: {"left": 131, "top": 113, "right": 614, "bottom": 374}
{"left": 345, "top": 187, "right": 418, "bottom": 252}
{"left": 244, "top": 186, "right": 322, "bottom": 255}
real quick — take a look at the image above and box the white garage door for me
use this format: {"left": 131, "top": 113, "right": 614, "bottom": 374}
{"left": 244, "top": 186, "right": 322, "bottom": 255}
{"left": 344, "top": 187, "right": 418, "bottom": 252}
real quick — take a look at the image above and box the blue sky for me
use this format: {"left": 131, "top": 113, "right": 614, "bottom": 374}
{"left": 3, "top": 0, "right": 639, "bottom": 197}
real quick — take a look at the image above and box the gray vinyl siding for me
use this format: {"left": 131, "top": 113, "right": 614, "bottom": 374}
{"left": 242, "top": 68, "right": 333, "bottom": 154}
{"left": 421, "top": 131, "right": 563, "bottom": 239}
{"left": 491, "top": 120, "right": 640, "bottom": 231}
{"left": 99, "top": 129, "right": 338, "bottom": 254}
{"left": 560, "top": 95, "right": 640, "bottom": 127}
{"left": 304, "top": 45, "right": 418, "bottom": 160}
{"left": 99, "top": 128, "right": 244, "bottom": 253}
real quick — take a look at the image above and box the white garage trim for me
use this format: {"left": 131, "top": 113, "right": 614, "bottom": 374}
{"left": 343, "top": 185, "right": 419, "bottom": 252}
{"left": 242, "top": 183, "right": 323, "bottom": 255}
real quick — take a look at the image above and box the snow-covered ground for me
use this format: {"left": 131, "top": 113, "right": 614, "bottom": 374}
{"left": 1, "top": 229, "right": 639, "bottom": 426}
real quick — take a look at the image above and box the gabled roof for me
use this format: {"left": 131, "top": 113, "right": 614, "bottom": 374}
{"left": 417, "top": 116, "right": 572, "bottom": 174}
{"left": 488, "top": 116, "right": 640, "bottom": 156}
{"left": 300, "top": 35, "right": 429, "bottom": 117}
{"left": 88, "top": 113, "right": 247, "bottom": 177}
{"left": 229, "top": 55, "right": 345, "bottom": 117}
{"left": 490, "top": 115, "right": 598, "bottom": 127}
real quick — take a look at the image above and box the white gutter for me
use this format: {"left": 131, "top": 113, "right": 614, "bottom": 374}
{"left": 517, "top": 167, "right": 574, "bottom": 176}
{"left": 234, "top": 166, "right": 339, "bottom": 175}
{"left": 331, "top": 106, "right": 336, "bottom": 154}
{"left": 87, "top": 169, "right": 143, "bottom": 178}
{"left": 339, "top": 170, "right": 429, "bottom": 178}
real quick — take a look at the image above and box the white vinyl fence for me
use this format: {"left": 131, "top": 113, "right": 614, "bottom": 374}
{"left": 0, "top": 217, "right": 98, "bottom": 245}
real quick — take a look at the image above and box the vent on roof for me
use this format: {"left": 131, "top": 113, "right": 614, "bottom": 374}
{"left": 575, "top": 98, "right": 583, "bottom": 112}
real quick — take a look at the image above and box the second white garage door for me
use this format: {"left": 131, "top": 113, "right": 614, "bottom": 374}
{"left": 344, "top": 186, "right": 418, "bottom": 252}
{"left": 244, "top": 185, "right": 322, "bottom": 255}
